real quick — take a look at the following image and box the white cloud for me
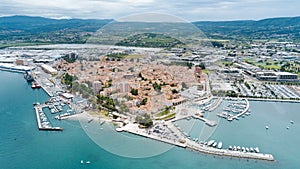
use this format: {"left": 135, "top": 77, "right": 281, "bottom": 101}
{"left": 0, "top": 0, "right": 300, "bottom": 21}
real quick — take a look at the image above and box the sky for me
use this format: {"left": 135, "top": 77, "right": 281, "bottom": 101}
{"left": 1, "top": 0, "right": 300, "bottom": 21}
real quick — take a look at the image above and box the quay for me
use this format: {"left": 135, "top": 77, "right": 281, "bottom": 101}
{"left": 246, "top": 97, "right": 300, "bottom": 103}
{"left": 117, "top": 123, "right": 275, "bottom": 161}
{"left": 35, "top": 79, "right": 53, "bottom": 97}
{"left": 34, "top": 104, "right": 63, "bottom": 131}
{"left": 116, "top": 124, "right": 186, "bottom": 148}
{"left": 186, "top": 140, "right": 274, "bottom": 161}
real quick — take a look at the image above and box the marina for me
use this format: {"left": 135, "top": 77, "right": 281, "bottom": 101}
{"left": 33, "top": 103, "right": 63, "bottom": 131}
{"left": 217, "top": 98, "right": 250, "bottom": 121}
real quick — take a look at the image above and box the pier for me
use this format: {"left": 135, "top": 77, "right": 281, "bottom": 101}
{"left": 207, "top": 98, "right": 223, "bottom": 111}
{"left": 186, "top": 140, "right": 274, "bottom": 161}
{"left": 227, "top": 99, "right": 249, "bottom": 121}
{"left": 171, "top": 114, "right": 217, "bottom": 127}
{"left": 191, "top": 115, "right": 217, "bottom": 127}
{"left": 34, "top": 104, "right": 63, "bottom": 131}
{"left": 117, "top": 123, "right": 275, "bottom": 161}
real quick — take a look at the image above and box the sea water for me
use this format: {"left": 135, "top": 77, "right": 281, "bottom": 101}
{"left": 0, "top": 71, "right": 299, "bottom": 169}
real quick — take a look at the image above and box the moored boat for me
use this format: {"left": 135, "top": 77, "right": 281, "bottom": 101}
{"left": 217, "top": 142, "right": 223, "bottom": 149}
{"left": 207, "top": 140, "right": 215, "bottom": 146}
{"left": 212, "top": 142, "right": 217, "bottom": 148}
{"left": 254, "top": 147, "right": 260, "bottom": 153}
{"left": 31, "top": 81, "right": 41, "bottom": 89}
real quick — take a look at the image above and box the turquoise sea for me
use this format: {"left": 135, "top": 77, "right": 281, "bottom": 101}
{"left": 0, "top": 71, "right": 300, "bottom": 169}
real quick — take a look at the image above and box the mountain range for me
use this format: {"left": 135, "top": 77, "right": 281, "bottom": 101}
{"left": 0, "top": 15, "right": 300, "bottom": 47}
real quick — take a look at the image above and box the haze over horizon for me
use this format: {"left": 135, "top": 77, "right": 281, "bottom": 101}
{"left": 1, "top": 0, "right": 300, "bottom": 22}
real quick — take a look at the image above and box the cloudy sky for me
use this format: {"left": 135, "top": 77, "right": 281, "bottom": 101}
{"left": 1, "top": 0, "right": 300, "bottom": 21}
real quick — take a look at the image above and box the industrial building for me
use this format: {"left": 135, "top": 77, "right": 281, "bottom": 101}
{"left": 256, "top": 71, "right": 298, "bottom": 82}
{"left": 41, "top": 64, "right": 58, "bottom": 75}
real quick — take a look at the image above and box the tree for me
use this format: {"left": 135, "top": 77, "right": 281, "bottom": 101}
{"left": 140, "top": 98, "right": 148, "bottom": 105}
{"left": 135, "top": 114, "right": 153, "bottom": 128}
{"left": 63, "top": 73, "right": 77, "bottom": 86}
{"left": 198, "top": 63, "right": 206, "bottom": 70}
{"left": 153, "top": 82, "right": 161, "bottom": 91}
{"left": 172, "top": 89, "right": 178, "bottom": 94}
{"left": 187, "top": 62, "right": 193, "bottom": 69}
{"left": 244, "top": 82, "right": 250, "bottom": 89}
{"left": 130, "top": 88, "right": 138, "bottom": 96}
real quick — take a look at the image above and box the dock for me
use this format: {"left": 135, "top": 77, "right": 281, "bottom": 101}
{"left": 171, "top": 114, "right": 217, "bottom": 127}
{"left": 34, "top": 104, "right": 63, "bottom": 131}
{"left": 227, "top": 99, "right": 249, "bottom": 121}
{"left": 191, "top": 115, "right": 217, "bottom": 127}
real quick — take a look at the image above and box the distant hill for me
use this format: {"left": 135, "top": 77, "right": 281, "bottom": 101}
{"left": 115, "top": 33, "right": 185, "bottom": 48}
{"left": 193, "top": 16, "right": 300, "bottom": 41}
{"left": 0, "top": 15, "right": 300, "bottom": 47}
{"left": 0, "top": 15, "right": 112, "bottom": 45}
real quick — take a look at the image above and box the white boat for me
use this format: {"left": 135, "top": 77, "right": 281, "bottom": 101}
{"left": 217, "top": 142, "right": 223, "bottom": 149}
{"left": 250, "top": 147, "right": 254, "bottom": 152}
{"left": 212, "top": 142, "right": 217, "bottom": 148}
{"left": 254, "top": 147, "right": 260, "bottom": 153}
{"left": 229, "top": 145, "right": 232, "bottom": 150}
{"left": 286, "top": 126, "right": 289, "bottom": 130}
{"left": 233, "top": 146, "right": 237, "bottom": 151}
{"left": 246, "top": 147, "right": 250, "bottom": 152}
{"left": 80, "top": 160, "right": 83, "bottom": 164}
{"left": 265, "top": 126, "right": 269, "bottom": 130}
{"left": 242, "top": 147, "right": 246, "bottom": 152}
{"left": 50, "top": 109, "right": 56, "bottom": 113}
{"left": 207, "top": 140, "right": 215, "bottom": 146}
{"left": 86, "top": 161, "right": 91, "bottom": 164}
{"left": 290, "top": 120, "right": 294, "bottom": 124}
{"left": 237, "top": 146, "right": 241, "bottom": 151}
